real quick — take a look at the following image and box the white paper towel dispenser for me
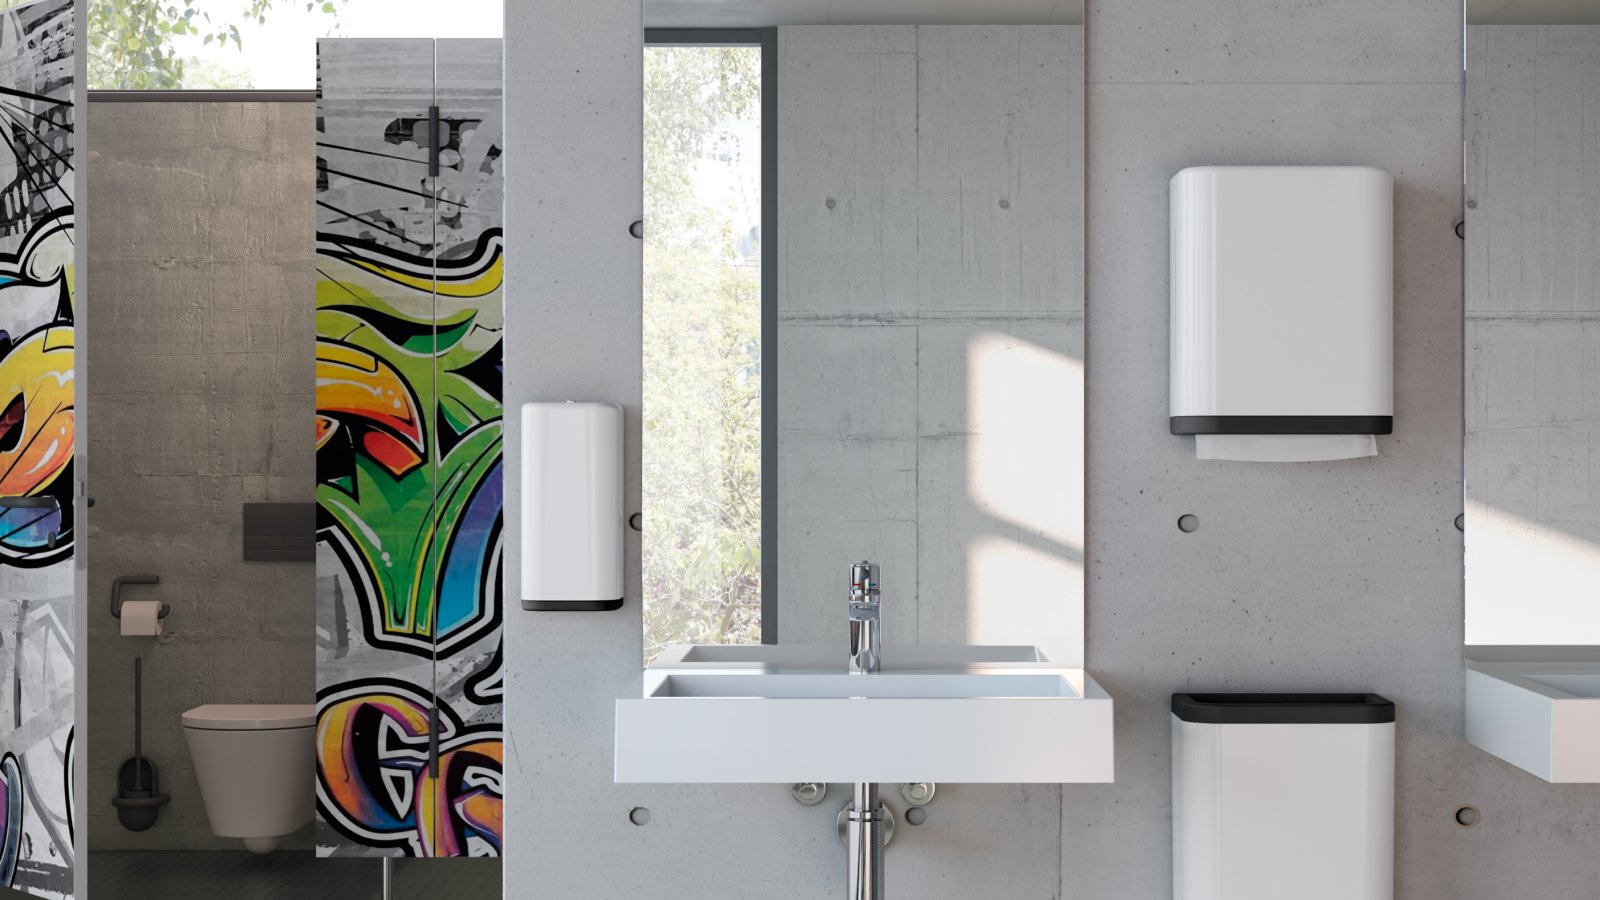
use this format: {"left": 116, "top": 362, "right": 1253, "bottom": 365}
{"left": 521, "top": 401, "right": 624, "bottom": 611}
{"left": 1170, "top": 166, "right": 1393, "bottom": 459}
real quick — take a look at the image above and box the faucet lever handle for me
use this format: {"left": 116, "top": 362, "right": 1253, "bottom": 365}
{"left": 848, "top": 561, "right": 882, "bottom": 674}
{"left": 850, "top": 561, "right": 879, "bottom": 604}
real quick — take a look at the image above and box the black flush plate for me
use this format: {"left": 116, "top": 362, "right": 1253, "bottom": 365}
{"left": 242, "top": 502, "right": 316, "bottom": 562}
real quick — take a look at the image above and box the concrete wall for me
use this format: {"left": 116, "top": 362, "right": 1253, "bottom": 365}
{"left": 1075, "top": 2, "right": 1600, "bottom": 898}
{"left": 1464, "top": 25, "right": 1600, "bottom": 646}
{"left": 86, "top": 101, "right": 315, "bottom": 851}
{"left": 508, "top": 2, "right": 1600, "bottom": 898}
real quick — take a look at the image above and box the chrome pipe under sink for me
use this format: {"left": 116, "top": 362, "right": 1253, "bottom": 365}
{"left": 845, "top": 563, "right": 886, "bottom": 898}
{"left": 846, "top": 782, "right": 886, "bottom": 900}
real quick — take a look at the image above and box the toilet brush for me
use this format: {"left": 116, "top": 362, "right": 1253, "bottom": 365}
{"left": 111, "top": 657, "right": 170, "bottom": 831}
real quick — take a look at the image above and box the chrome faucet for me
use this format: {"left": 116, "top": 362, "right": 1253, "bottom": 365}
{"left": 848, "top": 561, "right": 881, "bottom": 674}
{"left": 846, "top": 561, "right": 887, "bottom": 899}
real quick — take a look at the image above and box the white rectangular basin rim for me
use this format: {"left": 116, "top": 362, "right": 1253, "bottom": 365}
{"left": 615, "top": 644, "right": 1115, "bottom": 784}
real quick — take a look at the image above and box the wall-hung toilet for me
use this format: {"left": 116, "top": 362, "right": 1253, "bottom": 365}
{"left": 182, "top": 704, "right": 316, "bottom": 853}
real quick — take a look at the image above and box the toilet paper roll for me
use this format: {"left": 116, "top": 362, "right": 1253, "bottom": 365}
{"left": 119, "top": 600, "right": 164, "bottom": 637}
{"left": 1195, "top": 434, "right": 1377, "bottom": 462}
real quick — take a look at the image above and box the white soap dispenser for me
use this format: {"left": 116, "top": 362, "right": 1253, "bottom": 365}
{"left": 521, "top": 401, "right": 625, "bottom": 610}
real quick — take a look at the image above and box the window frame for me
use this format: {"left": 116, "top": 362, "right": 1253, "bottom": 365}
{"left": 643, "top": 28, "right": 777, "bottom": 644}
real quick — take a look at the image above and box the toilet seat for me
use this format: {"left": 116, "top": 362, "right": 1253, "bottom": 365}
{"left": 182, "top": 704, "right": 315, "bottom": 730}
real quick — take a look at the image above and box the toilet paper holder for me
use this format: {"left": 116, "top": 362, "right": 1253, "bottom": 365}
{"left": 111, "top": 575, "right": 169, "bottom": 620}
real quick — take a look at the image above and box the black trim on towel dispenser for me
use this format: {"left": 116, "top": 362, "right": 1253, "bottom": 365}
{"left": 1172, "top": 693, "right": 1395, "bottom": 725}
{"left": 1169, "top": 415, "right": 1394, "bottom": 436}
{"left": 523, "top": 598, "right": 625, "bottom": 611}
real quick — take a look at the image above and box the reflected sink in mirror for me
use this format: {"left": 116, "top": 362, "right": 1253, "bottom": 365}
{"left": 616, "top": 644, "right": 1113, "bottom": 784}
{"left": 1516, "top": 673, "right": 1600, "bottom": 698}
{"left": 1466, "top": 660, "right": 1600, "bottom": 783}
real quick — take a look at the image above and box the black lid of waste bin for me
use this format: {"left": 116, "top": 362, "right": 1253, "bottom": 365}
{"left": 1171, "top": 693, "right": 1394, "bottom": 724}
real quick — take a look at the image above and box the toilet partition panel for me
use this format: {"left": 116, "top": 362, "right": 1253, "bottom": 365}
{"left": 0, "top": 0, "right": 79, "bottom": 895}
{"left": 424, "top": 39, "right": 505, "bottom": 860}
{"left": 314, "top": 38, "right": 505, "bottom": 859}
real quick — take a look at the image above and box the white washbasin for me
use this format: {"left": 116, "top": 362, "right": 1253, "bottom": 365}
{"left": 615, "top": 644, "right": 1114, "bottom": 784}
{"left": 1466, "top": 660, "right": 1600, "bottom": 782}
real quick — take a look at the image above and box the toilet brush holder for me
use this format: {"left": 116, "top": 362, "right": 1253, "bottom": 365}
{"left": 112, "top": 758, "right": 168, "bottom": 832}
{"left": 111, "top": 657, "right": 169, "bottom": 831}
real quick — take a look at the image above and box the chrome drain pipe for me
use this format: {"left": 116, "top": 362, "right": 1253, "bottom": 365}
{"left": 845, "top": 782, "right": 886, "bottom": 900}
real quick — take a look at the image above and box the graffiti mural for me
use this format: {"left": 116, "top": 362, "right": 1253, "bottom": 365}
{"left": 314, "top": 39, "right": 503, "bottom": 858}
{"left": 0, "top": 0, "right": 75, "bottom": 896}
{"left": 315, "top": 678, "right": 502, "bottom": 857}
{"left": 0, "top": 0, "right": 72, "bottom": 895}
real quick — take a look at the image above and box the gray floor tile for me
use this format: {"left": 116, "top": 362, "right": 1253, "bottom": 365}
{"left": 0, "top": 851, "right": 501, "bottom": 900}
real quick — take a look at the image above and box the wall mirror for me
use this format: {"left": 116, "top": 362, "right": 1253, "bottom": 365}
{"left": 638, "top": 6, "right": 1086, "bottom": 666}
{"left": 1465, "top": 0, "right": 1600, "bottom": 646}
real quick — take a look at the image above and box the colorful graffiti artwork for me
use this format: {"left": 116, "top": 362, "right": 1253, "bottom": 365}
{"left": 315, "top": 679, "right": 502, "bottom": 857}
{"left": 314, "top": 39, "right": 503, "bottom": 858}
{"left": 0, "top": 0, "right": 76, "bottom": 896}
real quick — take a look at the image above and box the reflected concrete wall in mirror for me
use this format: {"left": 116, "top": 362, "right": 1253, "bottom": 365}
{"left": 1465, "top": 21, "right": 1600, "bottom": 645}
{"left": 776, "top": 25, "right": 1084, "bottom": 664}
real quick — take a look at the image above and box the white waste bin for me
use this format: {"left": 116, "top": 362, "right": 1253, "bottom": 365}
{"left": 1172, "top": 693, "right": 1395, "bottom": 900}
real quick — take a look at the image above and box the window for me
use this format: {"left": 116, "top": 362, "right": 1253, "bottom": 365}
{"left": 642, "top": 35, "right": 767, "bottom": 664}
{"left": 88, "top": 0, "right": 501, "bottom": 91}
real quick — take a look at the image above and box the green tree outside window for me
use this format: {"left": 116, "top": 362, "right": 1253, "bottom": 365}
{"left": 643, "top": 45, "right": 763, "bottom": 664}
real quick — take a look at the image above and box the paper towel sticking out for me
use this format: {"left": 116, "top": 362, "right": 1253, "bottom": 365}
{"left": 119, "top": 600, "right": 164, "bottom": 637}
{"left": 1196, "top": 434, "right": 1377, "bottom": 462}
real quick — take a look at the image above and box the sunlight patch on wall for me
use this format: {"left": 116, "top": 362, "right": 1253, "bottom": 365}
{"left": 1467, "top": 503, "right": 1600, "bottom": 645}
{"left": 964, "top": 330, "right": 1083, "bottom": 664}
{"left": 965, "top": 535, "right": 1083, "bottom": 664}
{"left": 966, "top": 329, "right": 1083, "bottom": 553}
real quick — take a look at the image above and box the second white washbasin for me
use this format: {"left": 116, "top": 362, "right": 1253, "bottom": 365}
{"left": 1466, "top": 659, "right": 1600, "bottom": 782}
{"left": 615, "top": 644, "right": 1114, "bottom": 784}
